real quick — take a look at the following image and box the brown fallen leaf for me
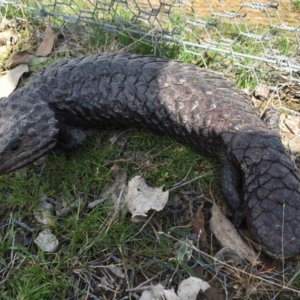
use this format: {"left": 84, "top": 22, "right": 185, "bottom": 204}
{"left": 0, "top": 64, "right": 29, "bottom": 97}
{"left": 192, "top": 202, "right": 208, "bottom": 248}
{"left": 209, "top": 204, "right": 258, "bottom": 263}
{"left": 36, "top": 25, "right": 55, "bottom": 57}
{"left": 8, "top": 50, "right": 31, "bottom": 67}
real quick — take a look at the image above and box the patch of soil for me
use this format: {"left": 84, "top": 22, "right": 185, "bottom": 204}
{"left": 134, "top": 0, "right": 300, "bottom": 26}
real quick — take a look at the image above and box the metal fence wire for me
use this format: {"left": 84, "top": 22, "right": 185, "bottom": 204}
{"left": 1, "top": 0, "right": 300, "bottom": 150}
{"left": 2, "top": 1, "right": 300, "bottom": 88}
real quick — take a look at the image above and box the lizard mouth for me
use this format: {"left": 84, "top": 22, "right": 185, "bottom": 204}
{"left": 0, "top": 141, "right": 56, "bottom": 175}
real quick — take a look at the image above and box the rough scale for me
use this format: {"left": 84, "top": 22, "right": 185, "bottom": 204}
{"left": 0, "top": 53, "right": 300, "bottom": 258}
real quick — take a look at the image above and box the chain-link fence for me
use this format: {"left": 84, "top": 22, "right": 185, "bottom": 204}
{"left": 7, "top": 1, "right": 300, "bottom": 87}
{"left": 2, "top": 1, "right": 300, "bottom": 84}
{"left": 1, "top": 0, "right": 300, "bottom": 150}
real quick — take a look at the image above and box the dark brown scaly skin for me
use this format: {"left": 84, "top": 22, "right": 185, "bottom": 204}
{"left": 0, "top": 53, "right": 300, "bottom": 258}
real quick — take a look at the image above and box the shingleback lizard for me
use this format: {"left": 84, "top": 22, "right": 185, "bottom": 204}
{"left": 0, "top": 53, "right": 300, "bottom": 258}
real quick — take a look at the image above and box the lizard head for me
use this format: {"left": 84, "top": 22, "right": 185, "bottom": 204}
{"left": 0, "top": 94, "right": 59, "bottom": 174}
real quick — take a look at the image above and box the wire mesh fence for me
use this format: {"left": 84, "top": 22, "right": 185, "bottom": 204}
{"left": 8, "top": 1, "right": 300, "bottom": 86}
{"left": 1, "top": 0, "right": 300, "bottom": 151}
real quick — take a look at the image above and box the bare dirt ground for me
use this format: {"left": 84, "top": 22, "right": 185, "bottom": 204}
{"left": 191, "top": 0, "right": 299, "bottom": 25}
{"left": 136, "top": 0, "right": 300, "bottom": 26}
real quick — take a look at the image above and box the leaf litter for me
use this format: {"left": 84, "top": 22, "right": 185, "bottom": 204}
{"left": 126, "top": 175, "right": 169, "bottom": 222}
{"left": 210, "top": 204, "right": 258, "bottom": 263}
{"left": 34, "top": 228, "right": 59, "bottom": 252}
{"left": 28, "top": 161, "right": 216, "bottom": 298}
{"left": 0, "top": 64, "right": 28, "bottom": 97}
{"left": 0, "top": 29, "right": 20, "bottom": 45}
{"left": 36, "top": 25, "right": 55, "bottom": 56}
{"left": 6, "top": 50, "right": 47, "bottom": 68}
{"left": 139, "top": 277, "right": 210, "bottom": 300}
{"left": 7, "top": 50, "right": 31, "bottom": 66}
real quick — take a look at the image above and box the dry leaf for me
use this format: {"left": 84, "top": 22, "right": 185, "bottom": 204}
{"left": 288, "top": 135, "right": 300, "bottom": 153}
{"left": 177, "top": 277, "right": 210, "bottom": 298}
{"left": 278, "top": 114, "right": 300, "bottom": 152}
{"left": 0, "top": 45, "right": 12, "bottom": 57}
{"left": 140, "top": 284, "right": 166, "bottom": 300}
{"left": 0, "top": 64, "right": 29, "bottom": 97}
{"left": 140, "top": 277, "right": 210, "bottom": 300}
{"left": 284, "top": 115, "right": 300, "bottom": 135}
{"left": 36, "top": 25, "right": 55, "bottom": 56}
{"left": 108, "top": 265, "right": 125, "bottom": 278}
{"left": 192, "top": 202, "right": 208, "bottom": 247}
{"left": 7, "top": 51, "right": 48, "bottom": 67}
{"left": 34, "top": 229, "right": 59, "bottom": 252}
{"left": 126, "top": 176, "right": 169, "bottom": 222}
{"left": 209, "top": 204, "right": 258, "bottom": 262}
{"left": 254, "top": 86, "right": 270, "bottom": 100}
{"left": 0, "top": 17, "right": 12, "bottom": 30}
{"left": 8, "top": 50, "right": 31, "bottom": 67}
{"left": 163, "top": 289, "right": 180, "bottom": 300}
{"left": 214, "top": 247, "right": 243, "bottom": 271}
{"left": 0, "top": 30, "right": 20, "bottom": 45}
{"left": 33, "top": 195, "right": 55, "bottom": 226}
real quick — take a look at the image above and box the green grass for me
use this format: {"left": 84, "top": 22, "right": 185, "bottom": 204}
{"left": 291, "top": 0, "right": 300, "bottom": 10}
{"left": 0, "top": 129, "right": 218, "bottom": 298}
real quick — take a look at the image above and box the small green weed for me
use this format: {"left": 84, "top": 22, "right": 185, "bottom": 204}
{"left": 291, "top": 0, "right": 300, "bottom": 10}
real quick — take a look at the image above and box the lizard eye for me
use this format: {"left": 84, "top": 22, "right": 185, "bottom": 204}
{"left": 11, "top": 141, "right": 21, "bottom": 152}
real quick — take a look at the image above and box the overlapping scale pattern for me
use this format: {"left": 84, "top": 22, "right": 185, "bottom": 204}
{"left": 1, "top": 53, "right": 299, "bottom": 257}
